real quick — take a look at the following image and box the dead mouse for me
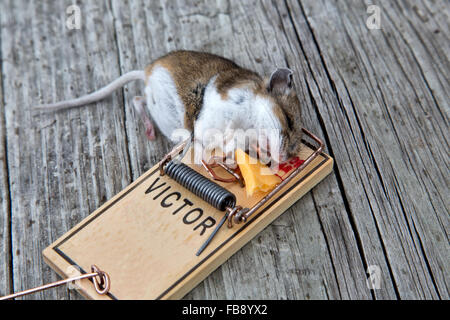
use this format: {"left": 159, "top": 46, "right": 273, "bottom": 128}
{"left": 35, "top": 50, "right": 303, "bottom": 163}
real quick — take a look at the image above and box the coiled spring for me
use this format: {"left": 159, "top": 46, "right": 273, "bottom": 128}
{"left": 164, "top": 160, "right": 236, "bottom": 211}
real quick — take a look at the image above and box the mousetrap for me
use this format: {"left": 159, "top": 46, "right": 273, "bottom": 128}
{"left": 40, "top": 128, "right": 333, "bottom": 300}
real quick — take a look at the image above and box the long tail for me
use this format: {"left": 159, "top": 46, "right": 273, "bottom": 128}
{"left": 35, "top": 70, "right": 146, "bottom": 112}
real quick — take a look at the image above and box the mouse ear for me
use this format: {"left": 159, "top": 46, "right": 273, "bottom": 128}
{"left": 267, "top": 68, "right": 293, "bottom": 94}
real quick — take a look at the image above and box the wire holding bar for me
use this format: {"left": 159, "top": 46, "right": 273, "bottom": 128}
{"left": 0, "top": 265, "right": 110, "bottom": 300}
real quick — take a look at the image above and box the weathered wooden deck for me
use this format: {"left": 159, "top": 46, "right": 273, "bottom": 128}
{"left": 0, "top": 0, "right": 448, "bottom": 299}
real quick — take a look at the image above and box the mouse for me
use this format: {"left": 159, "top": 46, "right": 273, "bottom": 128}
{"left": 35, "top": 50, "right": 303, "bottom": 164}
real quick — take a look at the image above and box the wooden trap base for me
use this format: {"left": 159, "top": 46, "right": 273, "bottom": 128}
{"left": 43, "top": 141, "right": 333, "bottom": 299}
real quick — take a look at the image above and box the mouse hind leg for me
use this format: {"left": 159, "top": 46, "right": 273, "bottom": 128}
{"left": 133, "top": 96, "right": 156, "bottom": 140}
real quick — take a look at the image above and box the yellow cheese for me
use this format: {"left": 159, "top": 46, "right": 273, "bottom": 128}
{"left": 235, "top": 148, "right": 281, "bottom": 197}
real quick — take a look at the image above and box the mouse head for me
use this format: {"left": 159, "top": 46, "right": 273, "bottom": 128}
{"left": 259, "top": 68, "right": 303, "bottom": 162}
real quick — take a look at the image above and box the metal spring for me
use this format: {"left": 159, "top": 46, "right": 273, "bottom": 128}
{"left": 164, "top": 161, "right": 236, "bottom": 211}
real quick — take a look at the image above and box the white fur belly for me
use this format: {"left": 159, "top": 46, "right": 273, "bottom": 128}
{"left": 194, "top": 78, "right": 263, "bottom": 162}
{"left": 145, "top": 66, "right": 185, "bottom": 141}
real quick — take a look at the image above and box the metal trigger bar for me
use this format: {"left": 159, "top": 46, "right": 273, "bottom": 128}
{"left": 0, "top": 265, "right": 110, "bottom": 300}
{"left": 201, "top": 157, "right": 245, "bottom": 187}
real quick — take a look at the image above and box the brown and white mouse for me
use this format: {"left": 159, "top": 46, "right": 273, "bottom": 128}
{"left": 36, "top": 50, "right": 303, "bottom": 163}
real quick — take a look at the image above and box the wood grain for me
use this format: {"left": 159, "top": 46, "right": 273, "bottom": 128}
{"left": 0, "top": 44, "right": 12, "bottom": 297}
{"left": 0, "top": 0, "right": 447, "bottom": 299}
{"left": 43, "top": 143, "right": 333, "bottom": 300}
{"left": 0, "top": 0, "right": 131, "bottom": 299}
{"left": 286, "top": 0, "right": 448, "bottom": 298}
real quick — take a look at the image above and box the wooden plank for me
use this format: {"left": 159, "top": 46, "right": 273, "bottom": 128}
{"left": 0, "top": 47, "right": 12, "bottom": 297}
{"left": 284, "top": 0, "right": 448, "bottom": 298}
{"left": 0, "top": 0, "right": 131, "bottom": 299}
{"left": 111, "top": 0, "right": 371, "bottom": 299}
{"left": 109, "top": 0, "right": 173, "bottom": 178}
{"left": 43, "top": 143, "right": 333, "bottom": 299}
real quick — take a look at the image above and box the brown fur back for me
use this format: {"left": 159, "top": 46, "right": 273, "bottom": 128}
{"left": 145, "top": 50, "right": 264, "bottom": 130}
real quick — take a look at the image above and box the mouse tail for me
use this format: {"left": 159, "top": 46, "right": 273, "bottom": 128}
{"left": 34, "top": 70, "right": 146, "bottom": 112}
